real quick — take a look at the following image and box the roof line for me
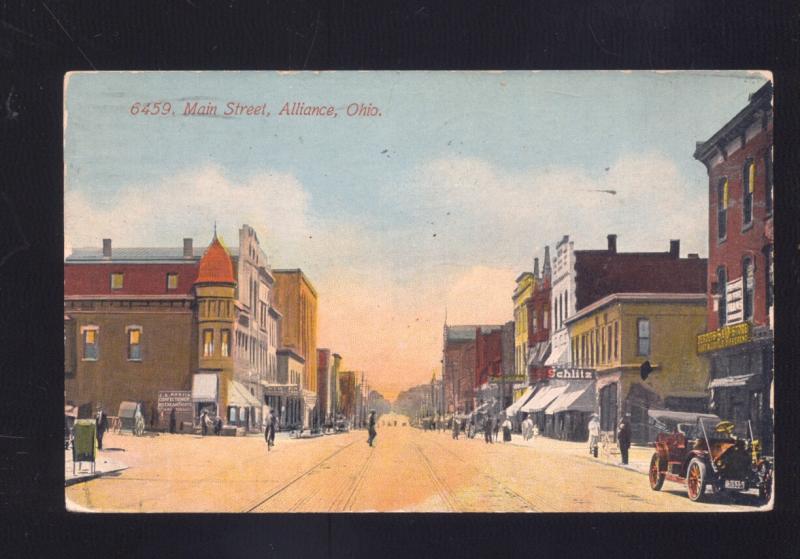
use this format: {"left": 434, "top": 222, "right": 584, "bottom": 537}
{"left": 564, "top": 292, "right": 707, "bottom": 324}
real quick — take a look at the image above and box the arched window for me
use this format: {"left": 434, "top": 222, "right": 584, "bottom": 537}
{"left": 743, "top": 257, "right": 755, "bottom": 321}
{"left": 717, "top": 267, "right": 727, "bottom": 326}
{"left": 717, "top": 178, "right": 728, "bottom": 240}
{"left": 743, "top": 159, "right": 755, "bottom": 226}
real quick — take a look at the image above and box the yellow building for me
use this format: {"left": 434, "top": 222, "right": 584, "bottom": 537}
{"left": 273, "top": 269, "right": 319, "bottom": 393}
{"left": 565, "top": 293, "right": 709, "bottom": 443}
{"left": 512, "top": 272, "right": 536, "bottom": 384}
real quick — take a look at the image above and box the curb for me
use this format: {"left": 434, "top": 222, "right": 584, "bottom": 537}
{"left": 65, "top": 464, "right": 129, "bottom": 487}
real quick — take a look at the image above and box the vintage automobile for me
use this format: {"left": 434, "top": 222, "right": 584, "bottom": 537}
{"left": 647, "top": 409, "right": 772, "bottom": 503}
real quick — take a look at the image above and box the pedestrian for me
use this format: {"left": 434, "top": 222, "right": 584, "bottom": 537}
{"left": 587, "top": 414, "right": 601, "bottom": 457}
{"left": 617, "top": 415, "right": 631, "bottom": 465}
{"left": 502, "top": 416, "right": 512, "bottom": 443}
{"left": 493, "top": 415, "right": 500, "bottom": 442}
{"left": 367, "top": 410, "right": 377, "bottom": 447}
{"left": 265, "top": 409, "right": 277, "bottom": 450}
{"left": 214, "top": 416, "right": 223, "bottom": 435}
{"left": 95, "top": 406, "right": 109, "bottom": 450}
{"left": 452, "top": 416, "right": 460, "bottom": 440}
{"left": 484, "top": 414, "right": 494, "bottom": 444}
{"left": 532, "top": 423, "right": 539, "bottom": 438}
{"left": 169, "top": 407, "right": 177, "bottom": 434}
{"left": 200, "top": 410, "right": 209, "bottom": 436}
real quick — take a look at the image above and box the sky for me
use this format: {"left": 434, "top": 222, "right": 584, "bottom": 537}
{"left": 64, "top": 71, "right": 769, "bottom": 400}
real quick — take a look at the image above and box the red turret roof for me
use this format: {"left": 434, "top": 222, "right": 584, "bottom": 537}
{"left": 195, "top": 235, "right": 235, "bottom": 284}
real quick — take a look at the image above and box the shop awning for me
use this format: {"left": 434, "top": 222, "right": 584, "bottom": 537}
{"left": 545, "top": 382, "right": 596, "bottom": 415}
{"left": 520, "top": 383, "right": 569, "bottom": 413}
{"left": 227, "top": 380, "right": 262, "bottom": 408}
{"left": 527, "top": 341, "right": 551, "bottom": 367}
{"left": 192, "top": 373, "right": 218, "bottom": 402}
{"left": 708, "top": 374, "right": 757, "bottom": 389}
{"left": 505, "top": 386, "right": 536, "bottom": 415}
{"left": 544, "top": 343, "right": 567, "bottom": 367}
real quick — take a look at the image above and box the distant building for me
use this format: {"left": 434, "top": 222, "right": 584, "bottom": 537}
{"left": 273, "top": 348, "right": 306, "bottom": 428}
{"left": 527, "top": 246, "right": 552, "bottom": 383}
{"left": 513, "top": 270, "right": 536, "bottom": 385}
{"left": 317, "top": 348, "right": 336, "bottom": 424}
{"left": 443, "top": 325, "right": 477, "bottom": 414}
{"left": 694, "top": 81, "right": 774, "bottom": 451}
{"left": 337, "top": 370, "right": 357, "bottom": 423}
{"left": 474, "top": 325, "right": 504, "bottom": 408}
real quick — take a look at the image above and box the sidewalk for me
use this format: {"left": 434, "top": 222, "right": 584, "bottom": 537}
{"left": 503, "top": 432, "right": 652, "bottom": 475}
{"left": 65, "top": 449, "right": 128, "bottom": 486}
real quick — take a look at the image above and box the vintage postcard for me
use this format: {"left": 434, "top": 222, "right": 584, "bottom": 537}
{"left": 63, "top": 71, "right": 773, "bottom": 512}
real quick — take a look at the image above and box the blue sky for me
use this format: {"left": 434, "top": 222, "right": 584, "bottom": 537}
{"left": 64, "top": 71, "right": 769, "bottom": 396}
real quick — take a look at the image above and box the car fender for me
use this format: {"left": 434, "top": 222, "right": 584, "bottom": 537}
{"left": 682, "top": 451, "right": 709, "bottom": 476}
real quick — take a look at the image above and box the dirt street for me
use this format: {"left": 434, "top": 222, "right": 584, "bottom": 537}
{"left": 66, "top": 414, "right": 763, "bottom": 512}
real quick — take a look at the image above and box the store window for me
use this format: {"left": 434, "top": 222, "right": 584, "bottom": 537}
{"left": 110, "top": 273, "right": 124, "bottom": 290}
{"left": 743, "top": 257, "right": 755, "bottom": 321}
{"left": 82, "top": 326, "right": 99, "bottom": 360}
{"left": 166, "top": 273, "right": 178, "bottom": 290}
{"left": 637, "top": 318, "right": 651, "bottom": 356}
{"left": 203, "top": 329, "right": 214, "bottom": 357}
{"left": 221, "top": 329, "right": 230, "bottom": 357}
{"left": 127, "top": 327, "right": 142, "bottom": 360}
{"left": 743, "top": 159, "right": 754, "bottom": 226}
{"left": 717, "top": 178, "right": 728, "bottom": 240}
{"left": 717, "top": 267, "right": 727, "bottom": 327}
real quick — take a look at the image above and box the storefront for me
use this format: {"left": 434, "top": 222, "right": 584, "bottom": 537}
{"left": 544, "top": 381, "right": 595, "bottom": 441}
{"left": 520, "top": 381, "right": 569, "bottom": 436}
{"left": 191, "top": 373, "right": 218, "bottom": 421}
{"left": 699, "top": 323, "right": 773, "bottom": 453}
{"left": 504, "top": 385, "right": 536, "bottom": 431}
{"left": 262, "top": 383, "right": 304, "bottom": 430}
{"left": 226, "top": 380, "right": 263, "bottom": 432}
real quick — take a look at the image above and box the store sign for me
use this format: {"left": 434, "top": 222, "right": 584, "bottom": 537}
{"left": 157, "top": 390, "right": 193, "bottom": 412}
{"left": 696, "top": 322, "right": 752, "bottom": 354}
{"left": 548, "top": 368, "right": 595, "bottom": 380}
{"left": 726, "top": 277, "right": 744, "bottom": 325}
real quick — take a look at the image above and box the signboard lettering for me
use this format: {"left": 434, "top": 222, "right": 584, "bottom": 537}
{"left": 696, "top": 322, "right": 752, "bottom": 354}
{"left": 547, "top": 368, "right": 595, "bottom": 380}
{"left": 158, "top": 390, "right": 193, "bottom": 412}
{"left": 726, "top": 277, "right": 744, "bottom": 325}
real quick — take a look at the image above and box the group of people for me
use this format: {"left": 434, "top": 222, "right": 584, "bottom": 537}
{"left": 586, "top": 413, "right": 631, "bottom": 465}
{"left": 520, "top": 414, "right": 539, "bottom": 441}
{"left": 199, "top": 410, "right": 224, "bottom": 436}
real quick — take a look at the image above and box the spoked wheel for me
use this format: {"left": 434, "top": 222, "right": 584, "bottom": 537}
{"left": 649, "top": 454, "right": 665, "bottom": 491}
{"left": 686, "top": 458, "right": 707, "bottom": 502}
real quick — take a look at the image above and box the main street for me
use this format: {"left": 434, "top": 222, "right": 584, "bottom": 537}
{"left": 66, "top": 414, "right": 763, "bottom": 513}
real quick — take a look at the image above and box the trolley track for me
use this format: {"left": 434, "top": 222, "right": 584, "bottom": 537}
{"left": 413, "top": 442, "right": 459, "bottom": 512}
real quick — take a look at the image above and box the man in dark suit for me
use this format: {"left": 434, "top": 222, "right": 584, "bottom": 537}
{"left": 617, "top": 416, "right": 631, "bottom": 465}
{"left": 367, "top": 410, "right": 377, "bottom": 446}
{"left": 265, "top": 409, "right": 277, "bottom": 451}
{"left": 95, "top": 406, "right": 109, "bottom": 450}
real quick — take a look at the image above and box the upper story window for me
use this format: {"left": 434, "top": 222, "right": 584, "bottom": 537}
{"left": 743, "top": 257, "right": 755, "bottom": 321}
{"left": 637, "top": 318, "right": 651, "bottom": 356}
{"left": 743, "top": 159, "right": 755, "bottom": 227}
{"left": 717, "top": 178, "right": 728, "bottom": 240}
{"left": 203, "top": 329, "right": 214, "bottom": 357}
{"left": 765, "top": 146, "right": 773, "bottom": 215}
{"left": 221, "top": 329, "right": 231, "bottom": 357}
{"left": 167, "top": 273, "right": 179, "bottom": 290}
{"left": 127, "top": 327, "right": 142, "bottom": 360}
{"left": 613, "top": 321, "right": 619, "bottom": 360}
{"left": 110, "top": 273, "right": 124, "bottom": 290}
{"left": 717, "top": 267, "right": 728, "bottom": 327}
{"left": 82, "top": 326, "right": 99, "bottom": 360}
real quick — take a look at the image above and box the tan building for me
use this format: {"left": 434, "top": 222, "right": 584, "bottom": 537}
{"left": 273, "top": 270, "right": 318, "bottom": 391}
{"left": 513, "top": 271, "right": 537, "bottom": 384}
{"left": 566, "top": 293, "right": 710, "bottom": 444}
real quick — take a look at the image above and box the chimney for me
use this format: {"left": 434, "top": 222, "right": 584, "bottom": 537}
{"left": 607, "top": 234, "right": 617, "bottom": 254}
{"left": 102, "top": 238, "right": 112, "bottom": 258}
{"left": 670, "top": 239, "right": 680, "bottom": 259}
{"left": 542, "top": 246, "right": 551, "bottom": 279}
{"left": 533, "top": 257, "right": 540, "bottom": 278}
{"left": 183, "top": 238, "right": 193, "bottom": 258}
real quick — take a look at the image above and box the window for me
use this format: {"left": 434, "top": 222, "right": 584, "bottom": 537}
{"left": 564, "top": 290, "right": 568, "bottom": 319}
{"left": 127, "top": 327, "right": 142, "bottom": 360}
{"left": 765, "top": 146, "right": 773, "bottom": 214}
{"left": 743, "top": 159, "right": 754, "bottom": 226}
{"left": 743, "top": 257, "right": 755, "bottom": 321}
{"left": 764, "top": 245, "right": 773, "bottom": 311}
{"left": 167, "top": 273, "right": 178, "bottom": 290}
{"left": 110, "top": 273, "right": 124, "bottom": 290}
{"left": 607, "top": 325, "right": 612, "bottom": 363}
{"left": 637, "top": 319, "right": 650, "bottom": 356}
{"left": 613, "top": 321, "right": 619, "bottom": 360}
{"left": 221, "top": 329, "right": 230, "bottom": 357}
{"left": 717, "top": 267, "right": 727, "bottom": 327}
{"left": 203, "top": 329, "right": 214, "bottom": 357}
{"left": 717, "top": 178, "right": 728, "bottom": 240}
{"left": 82, "top": 327, "right": 98, "bottom": 360}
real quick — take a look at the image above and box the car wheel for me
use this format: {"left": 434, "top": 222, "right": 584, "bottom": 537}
{"left": 686, "top": 458, "right": 707, "bottom": 502}
{"left": 649, "top": 454, "right": 665, "bottom": 491}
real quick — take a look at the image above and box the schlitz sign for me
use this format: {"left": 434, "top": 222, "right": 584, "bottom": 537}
{"left": 547, "top": 368, "right": 596, "bottom": 380}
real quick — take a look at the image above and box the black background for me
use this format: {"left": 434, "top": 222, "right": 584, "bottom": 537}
{"left": 0, "top": 1, "right": 798, "bottom": 557}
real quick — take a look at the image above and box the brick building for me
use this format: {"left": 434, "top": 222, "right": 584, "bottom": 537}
{"left": 442, "top": 325, "right": 478, "bottom": 414}
{"left": 474, "top": 325, "right": 504, "bottom": 408}
{"left": 527, "top": 246, "right": 552, "bottom": 383}
{"left": 693, "top": 81, "right": 774, "bottom": 451}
